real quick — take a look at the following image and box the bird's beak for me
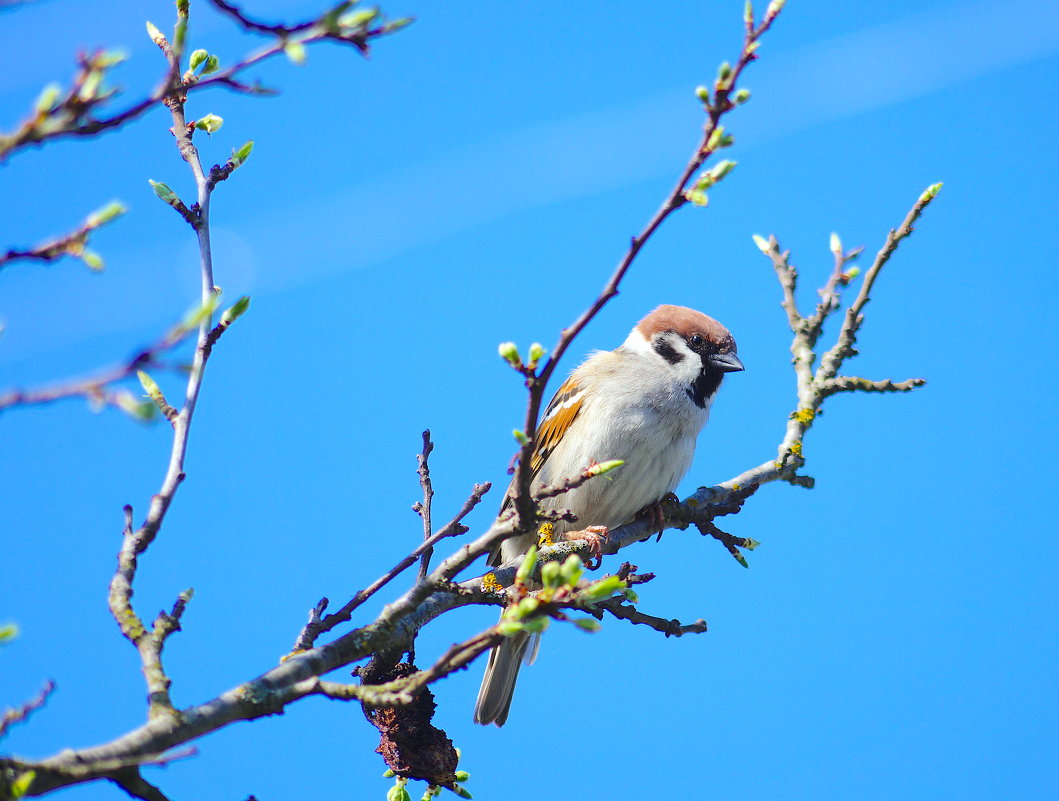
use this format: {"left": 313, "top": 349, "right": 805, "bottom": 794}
{"left": 710, "top": 352, "right": 745, "bottom": 373}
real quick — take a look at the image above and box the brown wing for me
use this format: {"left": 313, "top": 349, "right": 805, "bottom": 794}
{"left": 531, "top": 375, "right": 585, "bottom": 478}
{"left": 493, "top": 374, "right": 585, "bottom": 552}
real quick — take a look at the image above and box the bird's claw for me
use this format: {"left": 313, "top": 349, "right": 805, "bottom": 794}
{"left": 560, "top": 525, "right": 608, "bottom": 570}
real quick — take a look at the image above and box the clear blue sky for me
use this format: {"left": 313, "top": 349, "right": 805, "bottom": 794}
{"left": 3, "top": 1, "right": 1058, "bottom": 799}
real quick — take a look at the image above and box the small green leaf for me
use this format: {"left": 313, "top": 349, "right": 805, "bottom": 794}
{"left": 85, "top": 201, "right": 128, "bottom": 228}
{"left": 202, "top": 54, "right": 220, "bottom": 75}
{"left": 189, "top": 49, "right": 208, "bottom": 72}
{"left": 695, "top": 85, "right": 710, "bottom": 104}
{"left": 733, "top": 87, "right": 751, "bottom": 104}
{"left": 496, "top": 620, "right": 525, "bottom": 637}
{"left": 450, "top": 784, "right": 473, "bottom": 799}
{"left": 231, "top": 140, "right": 254, "bottom": 167}
{"left": 920, "top": 182, "right": 943, "bottom": 202}
{"left": 580, "top": 575, "right": 626, "bottom": 602}
{"left": 685, "top": 189, "right": 709, "bottom": 207}
{"left": 744, "top": 1, "right": 754, "bottom": 26}
{"left": 383, "top": 17, "right": 415, "bottom": 33}
{"left": 586, "top": 460, "right": 624, "bottom": 479}
{"left": 573, "top": 618, "right": 601, "bottom": 633}
{"left": 527, "top": 342, "right": 545, "bottom": 365}
{"left": 498, "top": 341, "right": 521, "bottom": 367}
{"left": 341, "top": 8, "right": 381, "bottom": 28}
{"left": 10, "top": 770, "right": 35, "bottom": 800}
{"left": 706, "top": 125, "right": 726, "bottom": 151}
{"left": 220, "top": 295, "right": 251, "bottom": 326}
{"left": 284, "top": 40, "right": 307, "bottom": 65}
{"left": 708, "top": 159, "right": 738, "bottom": 182}
{"left": 34, "top": 83, "right": 62, "bottom": 114}
{"left": 512, "top": 429, "right": 528, "bottom": 445}
{"left": 515, "top": 544, "right": 538, "bottom": 586}
{"left": 521, "top": 616, "right": 549, "bottom": 634}
{"left": 148, "top": 179, "right": 179, "bottom": 205}
{"left": 0, "top": 622, "right": 19, "bottom": 643}
{"left": 194, "top": 113, "right": 224, "bottom": 134}
{"left": 382, "top": 769, "right": 395, "bottom": 778}
{"left": 145, "top": 20, "right": 166, "bottom": 46}
{"left": 559, "top": 554, "right": 583, "bottom": 588}
{"left": 182, "top": 292, "right": 222, "bottom": 330}
{"left": 453, "top": 771, "right": 471, "bottom": 783}
{"left": 541, "top": 560, "right": 562, "bottom": 589}
{"left": 80, "top": 249, "right": 104, "bottom": 272}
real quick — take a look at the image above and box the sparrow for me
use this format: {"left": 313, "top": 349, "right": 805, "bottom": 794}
{"left": 473, "top": 304, "right": 744, "bottom": 726}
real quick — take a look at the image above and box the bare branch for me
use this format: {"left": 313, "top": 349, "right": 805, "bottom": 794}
{"left": 0, "top": 681, "right": 56, "bottom": 740}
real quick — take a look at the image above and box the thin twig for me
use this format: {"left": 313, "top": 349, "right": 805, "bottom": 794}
{"left": 0, "top": 680, "right": 56, "bottom": 740}
{"left": 413, "top": 431, "right": 435, "bottom": 582}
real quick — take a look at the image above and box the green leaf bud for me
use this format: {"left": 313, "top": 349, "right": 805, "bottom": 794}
{"left": 146, "top": 21, "right": 166, "bottom": 46}
{"left": 498, "top": 341, "right": 521, "bottom": 367}
{"left": 85, "top": 201, "right": 127, "bottom": 228}
{"left": 586, "top": 459, "right": 624, "bottom": 478}
{"left": 767, "top": 0, "right": 786, "bottom": 18}
{"left": 527, "top": 342, "right": 545, "bottom": 365}
{"left": 695, "top": 85, "right": 710, "bottom": 104}
{"left": 541, "top": 559, "right": 562, "bottom": 589}
{"left": 920, "top": 182, "right": 943, "bottom": 202}
{"left": 203, "top": 54, "right": 220, "bottom": 75}
{"left": 231, "top": 140, "right": 254, "bottom": 167}
{"left": 521, "top": 616, "right": 549, "bottom": 634}
{"left": 580, "top": 575, "right": 626, "bottom": 602}
{"left": 284, "top": 40, "right": 307, "bottom": 65}
{"left": 706, "top": 125, "right": 726, "bottom": 151}
{"left": 80, "top": 249, "right": 104, "bottom": 272}
{"left": 515, "top": 544, "right": 538, "bottom": 586}
{"left": 560, "top": 554, "right": 583, "bottom": 588}
{"left": 0, "top": 622, "right": 20, "bottom": 643}
{"left": 512, "top": 429, "right": 528, "bottom": 445}
{"left": 829, "top": 231, "right": 842, "bottom": 255}
{"left": 496, "top": 620, "right": 525, "bottom": 637}
{"left": 148, "top": 179, "right": 179, "bottom": 205}
{"left": 451, "top": 785, "right": 473, "bottom": 800}
{"left": 340, "top": 9, "right": 381, "bottom": 28}
{"left": 189, "top": 49, "right": 208, "bottom": 72}
{"left": 752, "top": 234, "right": 770, "bottom": 253}
{"left": 573, "top": 618, "right": 602, "bottom": 633}
{"left": 733, "top": 87, "right": 751, "bottom": 104}
{"left": 744, "top": 1, "right": 754, "bottom": 26}
{"left": 220, "top": 295, "right": 251, "bottom": 326}
{"left": 34, "top": 83, "right": 62, "bottom": 114}
{"left": 454, "top": 771, "right": 471, "bottom": 782}
{"left": 708, "top": 159, "right": 737, "bottom": 182}
{"left": 194, "top": 113, "right": 224, "bottom": 134}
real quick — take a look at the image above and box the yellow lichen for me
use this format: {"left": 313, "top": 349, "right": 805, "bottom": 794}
{"left": 732, "top": 484, "right": 741, "bottom": 491}
{"left": 537, "top": 521, "right": 555, "bottom": 547}
{"left": 482, "top": 573, "right": 503, "bottom": 593}
{"left": 790, "top": 440, "right": 803, "bottom": 457}
{"left": 791, "top": 408, "right": 815, "bottom": 425}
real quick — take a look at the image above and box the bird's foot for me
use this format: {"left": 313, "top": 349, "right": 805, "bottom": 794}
{"left": 639, "top": 493, "right": 679, "bottom": 541}
{"left": 558, "top": 525, "right": 608, "bottom": 570}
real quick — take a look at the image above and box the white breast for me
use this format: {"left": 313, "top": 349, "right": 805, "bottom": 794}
{"left": 534, "top": 348, "right": 712, "bottom": 532}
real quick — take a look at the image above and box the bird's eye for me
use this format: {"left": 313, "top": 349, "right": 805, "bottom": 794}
{"left": 689, "top": 334, "right": 705, "bottom": 350}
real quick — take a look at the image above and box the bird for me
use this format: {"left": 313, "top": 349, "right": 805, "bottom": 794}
{"left": 473, "top": 304, "right": 744, "bottom": 726}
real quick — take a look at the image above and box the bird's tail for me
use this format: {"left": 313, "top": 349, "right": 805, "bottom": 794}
{"left": 473, "top": 631, "right": 539, "bottom": 726}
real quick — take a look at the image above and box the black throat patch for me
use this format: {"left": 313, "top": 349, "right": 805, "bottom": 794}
{"left": 686, "top": 364, "right": 723, "bottom": 408}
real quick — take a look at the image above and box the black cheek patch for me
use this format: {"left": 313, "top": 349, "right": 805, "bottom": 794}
{"left": 654, "top": 339, "right": 684, "bottom": 365}
{"left": 686, "top": 367, "right": 723, "bottom": 408}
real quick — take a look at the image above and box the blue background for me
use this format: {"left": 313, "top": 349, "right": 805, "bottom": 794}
{"left": 2, "top": 1, "right": 1057, "bottom": 799}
